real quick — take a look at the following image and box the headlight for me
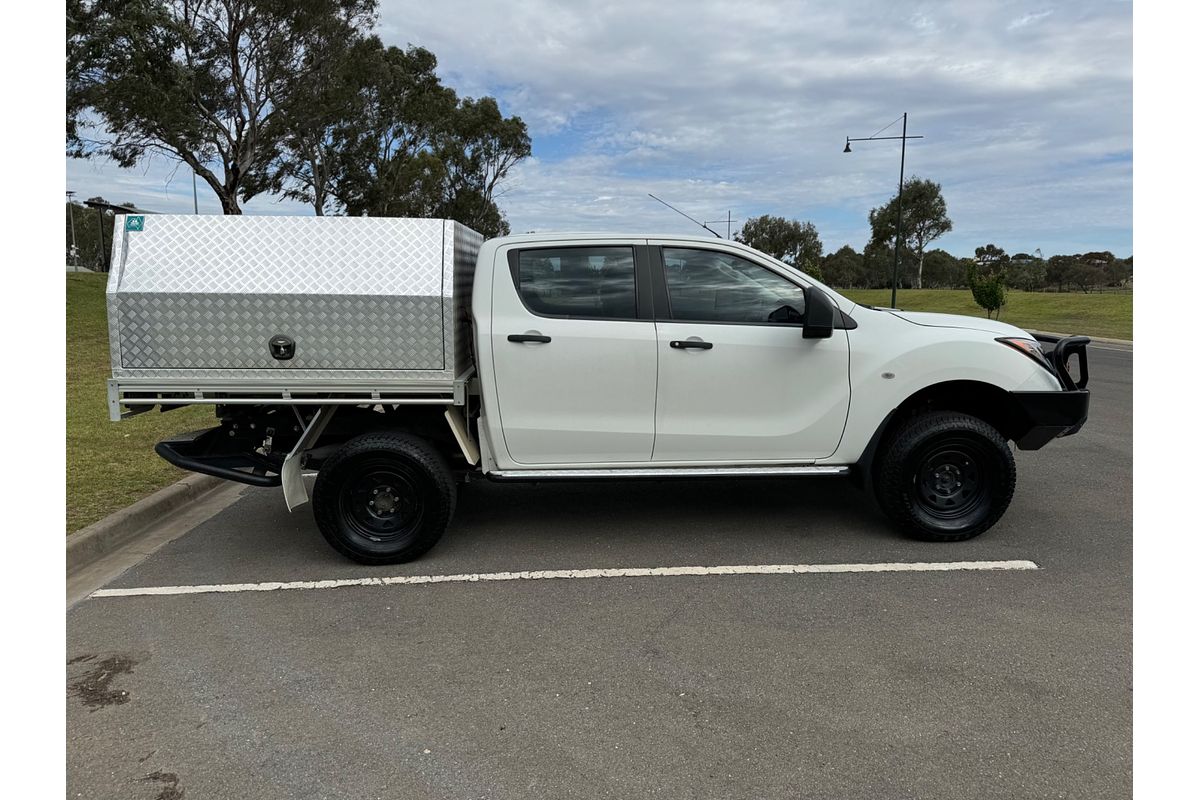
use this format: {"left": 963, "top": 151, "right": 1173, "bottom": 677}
{"left": 996, "top": 337, "right": 1055, "bottom": 374}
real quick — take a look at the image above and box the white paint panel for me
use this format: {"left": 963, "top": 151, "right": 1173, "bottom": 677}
{"left": 488, "top": 242, "right": 658, "bottom": 465}
{"left": 653, "top": 322, "right": 851, "bottom": 461}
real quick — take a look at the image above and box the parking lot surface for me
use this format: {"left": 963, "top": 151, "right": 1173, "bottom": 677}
{"left": 67, "top": 347, "right": 1132, "bottom": 799}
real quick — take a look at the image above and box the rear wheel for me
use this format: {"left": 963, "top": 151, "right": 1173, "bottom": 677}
{"left": 875, "top": 412, "right": 1016, "bottom": 542}
{"left": 312, "top": 432, "right": 455, "bottom": 564}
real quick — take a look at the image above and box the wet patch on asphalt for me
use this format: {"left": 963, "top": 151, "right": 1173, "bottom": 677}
{"left": 138, "top": 770, "right": 184, "bottom": 800}
{"left": 67, "top": 653, "right": 138, "bottom": 711}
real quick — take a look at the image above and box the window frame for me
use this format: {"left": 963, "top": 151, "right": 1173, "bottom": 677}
{"left": 506, "top": 244, "right": 655, "bottom": 322}
{"left": 650, "top": 245, "right": 811, "bottom": 327}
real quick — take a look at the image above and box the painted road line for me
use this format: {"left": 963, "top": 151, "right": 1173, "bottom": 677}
{"left": 91, "top": 560, "right": 1039, "bottom": 599}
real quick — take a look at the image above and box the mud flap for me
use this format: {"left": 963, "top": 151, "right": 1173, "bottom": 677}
{"left": 281, "top": 405, "right": 338, "bottom": 511}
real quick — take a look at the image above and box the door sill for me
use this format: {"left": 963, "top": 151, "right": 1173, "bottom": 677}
{"left": 487, "top": 465, "right": 850, "bottom": 480}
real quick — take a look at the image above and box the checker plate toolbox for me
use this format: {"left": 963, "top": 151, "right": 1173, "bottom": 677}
{"left": 105, "top": 215, "right": 483, "bottom": 420}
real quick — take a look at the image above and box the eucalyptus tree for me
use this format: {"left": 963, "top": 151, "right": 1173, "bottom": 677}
{"left": 867, "top": 177, "right": 952, "bottom": 289}
{"left": 68, "top": 0, "right": 378, "bottom": 214}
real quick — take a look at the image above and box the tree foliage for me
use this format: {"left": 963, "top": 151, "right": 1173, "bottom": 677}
{"left": 974, "top": 243, "right": 1010, "bottom": 272}
{"left": 69, "top": 0, "right": 379, "bottom": 214}
{"left": 867, "top": 177, "right": 952, "bottom": 289}
{"left": 1006, "top": 252, "right": 1048, "bottom": 292}
{"left": 919, "top": 248, "right": 966, "bottom": 288}
{"left": 736, "top": 215, "right": 823, "bottom": 276}
{"left": 967, "top": 244, "right": 1009, "bottom": 318}
{"left": 820, "top": 245, "right": 864, "bottom": 288}
{"left": 67, "top": 1, "right": 530, "bottom": 234}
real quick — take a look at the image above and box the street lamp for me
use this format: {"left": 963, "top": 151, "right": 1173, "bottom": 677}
{"left": 844, "top": 112, "right": 924, "bottom": 308}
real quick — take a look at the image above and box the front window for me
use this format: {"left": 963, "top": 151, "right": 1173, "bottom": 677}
{"left": 662, "top": 248, "right": 806, "bottom": 324}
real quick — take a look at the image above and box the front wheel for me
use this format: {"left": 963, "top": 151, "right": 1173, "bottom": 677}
{"left": 875, "top": 412, "right": 1016, "bottom": 542}
{"left": 312, "top": 432, "right": 456, "bottom": 564}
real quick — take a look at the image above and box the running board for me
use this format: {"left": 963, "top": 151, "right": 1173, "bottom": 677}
{"left": 487, "top": 465, "right": 850, "bottom": 481}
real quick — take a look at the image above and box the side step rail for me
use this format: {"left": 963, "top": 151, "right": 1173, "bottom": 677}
{"left": 487, "top": 465, "right": 850, "bottom": 481}
{"left": 155, "top": 429, "right": 282, "bottom": 488}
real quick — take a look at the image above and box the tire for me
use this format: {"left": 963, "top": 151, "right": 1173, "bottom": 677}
{"left": 874, "top": 411, "right": 1016, "bottom": 542}
{"left": 312, "top": 432, "right": 456, "bottom": 564}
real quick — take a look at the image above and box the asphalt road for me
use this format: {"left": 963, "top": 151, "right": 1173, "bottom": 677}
{"left": 67, "top": 346, "right": 1132, "bottom": 799}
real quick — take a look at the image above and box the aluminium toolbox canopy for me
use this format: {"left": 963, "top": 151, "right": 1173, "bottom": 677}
{"left": 106, "top": 215, "right": 483, "bottom": 416}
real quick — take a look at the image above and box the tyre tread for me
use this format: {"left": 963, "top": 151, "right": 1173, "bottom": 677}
{"left": 875, "top": 411, "right": 1016, "bottom": 542}
{"left": 312, "top": 431, "right": 456, "bottom": 564}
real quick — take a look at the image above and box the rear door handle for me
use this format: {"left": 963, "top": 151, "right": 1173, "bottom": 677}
{"left": 669, "top": 339, "right": 713, "bottom": 350}
{"left": 508, "top": 334, "right": 552, "bottom": 344}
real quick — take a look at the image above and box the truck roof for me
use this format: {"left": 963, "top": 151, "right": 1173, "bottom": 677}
{"left": 489, "top": 232, "right": 752, "bottom": 246}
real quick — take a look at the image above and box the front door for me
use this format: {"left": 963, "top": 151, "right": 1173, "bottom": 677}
{"left": 490, "top": 242, "right": 658, "bottom": 465}
{"left": 650, "top": 245, "right": 851, "bottom": 462}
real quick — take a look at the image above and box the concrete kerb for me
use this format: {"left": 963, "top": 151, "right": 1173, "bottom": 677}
{"left": 1028, "top": 329, "right": 1132, "bottom": 347}
{"left": 67, "top": 474, "right": 226, "bottom": 575}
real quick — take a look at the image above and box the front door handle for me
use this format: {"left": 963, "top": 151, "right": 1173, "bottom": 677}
{"left": 669, "top": 339, "right": 713, "bottom": 350}
{"left": 508, "top": 333, "right": 552, "bottom": 344}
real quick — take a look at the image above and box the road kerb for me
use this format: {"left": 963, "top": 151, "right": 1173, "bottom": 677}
{"left": 67, "top": 474, "right": 226, "bottom": 575}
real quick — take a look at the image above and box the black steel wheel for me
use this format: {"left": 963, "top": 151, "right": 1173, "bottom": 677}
{"left": 313, "top": 432, "right": 455, "bottom": 564}
{"left": 875, "top": 412, "right": 1016, "bottom": 542}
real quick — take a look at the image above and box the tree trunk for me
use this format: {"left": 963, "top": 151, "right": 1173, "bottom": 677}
{"left": 916, "top": 249, "right": 925, "bottom": 289}
{"left": 220, "top": 193, "right": 242, "bottom": 215}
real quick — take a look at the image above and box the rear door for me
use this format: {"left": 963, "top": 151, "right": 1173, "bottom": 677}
{"left": 649, "top": 244, "right": 851, "bottom": 462}
{"left": 490, "top": 242, "right": 658, "bottom": 465}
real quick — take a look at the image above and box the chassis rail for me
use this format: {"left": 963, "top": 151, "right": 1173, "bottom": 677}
{"left": 107, "top": 370, "right": 474, "bottom": 421}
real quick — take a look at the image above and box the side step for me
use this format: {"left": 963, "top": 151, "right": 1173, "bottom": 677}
{"left": 155, "top": 428, "right": 282, "bottom": 488}
{"left": 487, "top": 465, "right": 850, "bottom": 481}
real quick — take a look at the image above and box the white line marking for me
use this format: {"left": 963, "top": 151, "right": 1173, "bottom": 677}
{"left": 90, "top": 560, "right": 1039, "bottom": 599}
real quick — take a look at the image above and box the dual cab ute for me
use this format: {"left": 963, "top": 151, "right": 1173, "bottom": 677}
{"left": 105, "top": 216, "right": 1089, "bottom": 563}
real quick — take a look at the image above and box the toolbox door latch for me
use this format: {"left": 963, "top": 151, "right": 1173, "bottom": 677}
{"left": 269, "top": 335, "right": 295, "bottom": 361}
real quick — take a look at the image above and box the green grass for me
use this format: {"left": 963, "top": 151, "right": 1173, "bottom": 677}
{"left": 67, "top": 273, "right": 212, "bottom": 533}
{"left": 837, "top": 288, "right": 1132, "bottom": 341}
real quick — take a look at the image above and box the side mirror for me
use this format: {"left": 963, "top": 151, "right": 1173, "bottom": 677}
{"left": 802, "top": 286, "right": 835, "bottom": 339}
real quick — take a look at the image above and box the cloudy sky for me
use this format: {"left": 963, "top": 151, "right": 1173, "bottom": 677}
{"left": 65, "top": 0, "right": 1132, "bottom": 257}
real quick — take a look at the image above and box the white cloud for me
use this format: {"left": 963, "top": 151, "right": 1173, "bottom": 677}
{"left": 66, "top": 0, "right": 1131, "bottom": 254}
{"left": 376, "top": 0, "right": 1130, "bottom": 252}
{"left": 1008, "top": 9, "right": 1055, "bottom": 30}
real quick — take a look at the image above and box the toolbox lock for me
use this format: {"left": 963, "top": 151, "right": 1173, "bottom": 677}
{"left": 268, "top": 335, "right": 295, "bottom": 361}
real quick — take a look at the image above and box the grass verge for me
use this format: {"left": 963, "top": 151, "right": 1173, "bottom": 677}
{"left": 67, "top": 273, "right": 212, "bottom": 533}
{"left": 838, "top": 289, "right": 1132, "bottom": 340}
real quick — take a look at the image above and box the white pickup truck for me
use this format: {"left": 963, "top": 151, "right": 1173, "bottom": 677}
{"left": 106, "top": 216, "right": 1090, "bottom": 563}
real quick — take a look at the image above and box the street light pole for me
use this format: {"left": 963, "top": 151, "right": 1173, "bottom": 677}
{"left": 891, "top": 113, "right": 908, "bottom": 311}
{"left": 65, "top": 190, "right": 78, "bottom": 269}
{"left": 844, "top": 112, "right": 924, "bottom": 308}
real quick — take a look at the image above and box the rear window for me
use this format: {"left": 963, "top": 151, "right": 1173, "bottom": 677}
{"left": 515, "top": 247, "right": 638, "bottom": 319}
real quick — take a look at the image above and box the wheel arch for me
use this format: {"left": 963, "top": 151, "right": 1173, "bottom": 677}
{"left": 852, "top": 379, "right": 1031, "bottom": 488}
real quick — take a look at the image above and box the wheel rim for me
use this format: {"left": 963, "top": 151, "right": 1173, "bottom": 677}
{"left": 911, "top": 437, "right": 990, "bottom": 521}
{"left": 338, "top": 457, "right": 427, "bottom": 544}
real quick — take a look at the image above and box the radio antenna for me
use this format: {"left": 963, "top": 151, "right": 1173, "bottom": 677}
{"left": 648, "top": 193, "right": 722, "bottom": 237}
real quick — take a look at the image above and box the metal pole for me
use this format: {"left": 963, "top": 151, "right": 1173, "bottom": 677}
{"left": 193, "top": 170, "right": 199, "bottom": 214}
{"left": 890, "top": 112, "right": 907, "bottom": 309}
{"left": 727, "top": 210, "right": 731, "bottom": 239}
{"left": 66, "top": 191, "right": 78, "bottom": 269}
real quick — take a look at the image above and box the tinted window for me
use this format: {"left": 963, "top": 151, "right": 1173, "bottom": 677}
{"left": 663, "top": 248, "right": 806, "bottom": 324}
{"left": 516, "top": 247, "right": 637, "bottom": 319}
